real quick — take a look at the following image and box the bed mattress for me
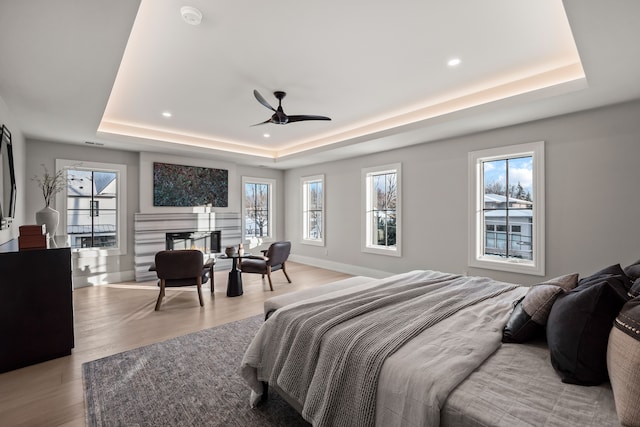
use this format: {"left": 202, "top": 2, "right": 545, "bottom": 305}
{"left": 441, "top": 340, "right": 620, "bottom": 427}
{"left": 259, "top": 273, "right": 622, "bottom": 426}
{"left": 263, "top": 275, "right": 374, "bottom": 317}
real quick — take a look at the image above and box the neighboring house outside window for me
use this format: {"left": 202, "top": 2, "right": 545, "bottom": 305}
{"left": 301, "top": 174, "right": 324, "bottom": 246}
{"left": 468, "top": 141, "right": 545, "bottom": 275}
{"left": 56, "top": 159, "right": 127, "bottom": 256}
{"left": 242, "top": 176, "right": 275, "bottom": 241}
{"left": 362, "top": 163, "right": 401, "bottom": 257}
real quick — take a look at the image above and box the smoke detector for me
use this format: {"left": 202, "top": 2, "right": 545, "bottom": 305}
{"left": 180, "top": 6, "right": 202, "bottom": 26}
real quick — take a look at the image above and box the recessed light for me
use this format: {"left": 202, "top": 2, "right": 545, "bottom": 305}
{"left": 263, "top": 133, "right": 270, "bottom": 138}
{"left": 162, "top": 111, "right": 172, "bottom": 118}
{"left": 447, "top": 58, "right": 461, "bottom": 67}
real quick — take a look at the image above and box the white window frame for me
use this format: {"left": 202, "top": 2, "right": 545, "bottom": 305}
{"left": 468, "top": 141, "right": 545, "bottom": 276}
{"left": 55, "top": 159, "right": 127, "bottom": 257}
{"left": 361, "top": 163, "right": 402, "bottom": 257}
{"left": 301, "top": 174, "right": 325, "bottom": 246}
{"left": 241, "top": 176, "right": 275, "bottom": 243}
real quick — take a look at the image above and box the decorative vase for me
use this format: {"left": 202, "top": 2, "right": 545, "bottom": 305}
{"left": 36, "top": 206, "right": 60, "bottom": 246}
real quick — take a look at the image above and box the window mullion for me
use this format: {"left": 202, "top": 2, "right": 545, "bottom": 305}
{"left": 90, "top": 171, "right": 95, "bottom": 248}
{"left": 505, "top": 158, "right": 510, "bottom": 259}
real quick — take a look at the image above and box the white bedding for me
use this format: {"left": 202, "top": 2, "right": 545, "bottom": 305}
{"left": 240, "top": 270, "right": 527, "bottom": 426}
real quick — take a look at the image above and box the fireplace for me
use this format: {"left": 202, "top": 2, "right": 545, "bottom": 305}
{"left": 165, "top": 230, "right": 221, "bottom": 254}
{"left": 134, "top": 212, "right": 240, "bottom": 281}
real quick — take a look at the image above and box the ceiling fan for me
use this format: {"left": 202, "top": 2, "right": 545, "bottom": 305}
{"left": 252, "top": 90, "right": 331, "bottom": 126}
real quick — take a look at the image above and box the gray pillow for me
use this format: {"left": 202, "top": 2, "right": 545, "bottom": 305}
{"left": 607, "top": 298, "right": 640, "bottom": 426}
{"left": 522, "top": 273, "right": 579, "bottom": 325}
{"left": 502, "top": 273, "right": 579, "bottom": 343}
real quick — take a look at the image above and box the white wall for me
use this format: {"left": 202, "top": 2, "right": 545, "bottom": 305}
{"left": 0, "top": 94, "right": 26, "bottom": 248}
{"left": 138, "top": 152, "right": 286, "bottom": 249}
{"left": 23, "top": 140, "right": 286, "bottom": 284}
{"left": 17, "top": 99, "right": 640, "bottom": 285}
{"left": 25, "top": 139, "right": 140, "bottom": 284}
{"left": 284, "top": 100, "right": 640, "bottom": 285}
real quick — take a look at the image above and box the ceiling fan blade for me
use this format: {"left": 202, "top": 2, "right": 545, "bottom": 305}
{"left": 286, "top": 115, "right": 332, "bottom": 123}
{"left": 251, "top": 90, "right": 331, "bottom": 125}
{"left": 250, "top": 118, "right": 273, "bottom": 126}
{"left": 253, "top": 90, "right": 276, "bottom": 112}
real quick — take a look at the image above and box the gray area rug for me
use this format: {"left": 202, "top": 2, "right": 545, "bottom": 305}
{"left": 83, "top": 315, "right": 309, "bottom": 426}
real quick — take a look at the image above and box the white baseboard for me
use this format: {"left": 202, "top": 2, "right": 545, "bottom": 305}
{"left": 71, "top": 257, "right": 390, "bottom": 288}
{"left": 288, "top": 254, "right": 392, "bottom": 279}
{"left": 72, "top": 270, "right": 136, "bottom": 289}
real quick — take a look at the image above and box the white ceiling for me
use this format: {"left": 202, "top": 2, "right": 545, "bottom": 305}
{"left": 1, "top": 1, "right": 639, "bottom": 169}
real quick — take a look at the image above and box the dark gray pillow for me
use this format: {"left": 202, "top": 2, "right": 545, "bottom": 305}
{"left": 547, "top": 274, "right": 630, "bottom": 385}
{"left": 630, "top": 279, "right": 640, "bottom": 298}
{"left": 623, "top": 259, "right": 640, "bottom": 282}
{"left": 502, "top": 297, "right": 541, "bottom": 343}
{"left": 580, "top": 263, "right": 632, "bottom": 290}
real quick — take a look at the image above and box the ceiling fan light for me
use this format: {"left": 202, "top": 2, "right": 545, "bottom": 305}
{"left": 180, "top": 6, "right": 202, "bottom": 26}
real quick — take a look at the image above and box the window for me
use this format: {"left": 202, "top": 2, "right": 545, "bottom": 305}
{"left": 362, "top": 163, "right": 401, "bottom": 256}
{"left": 468, "top": 141, "right": 545, "bottom": 275}
{"left": 242, "top": 177, "right": 275, "bottom": 241}
{"left": 302, "top": 175, "right": 324, "bottom": 246}
{"left": 55, "top": 159, "right": 127, "bottom": 255}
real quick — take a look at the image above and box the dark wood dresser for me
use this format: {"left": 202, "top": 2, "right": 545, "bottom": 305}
{"left": 0, "top": 247, "right": 74, "bottom": 373}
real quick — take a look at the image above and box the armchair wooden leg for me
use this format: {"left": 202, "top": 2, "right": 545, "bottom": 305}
{"left": 282, "top": 262, "right": 292, "bottom": 283}
{"left": 155, "top": 280, "right": 166, "bottom": 311}
{"left": 266, "top": 266, "right": 274, "bottom": 291}
{"left": 197, "top": 277, "right": 204, "bottom": 307}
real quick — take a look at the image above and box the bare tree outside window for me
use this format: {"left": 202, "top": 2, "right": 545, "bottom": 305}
{"left": 245, "top": 182, "right": 269, "bottom": 237}
{"left": 363, "top": 163, "right": 401, "bottom": 257}
{"left": 303, "top": 178, "right": 323, "bottom": 241}
{"left": 372, "top": 171, "right": 397, "bottom": 247}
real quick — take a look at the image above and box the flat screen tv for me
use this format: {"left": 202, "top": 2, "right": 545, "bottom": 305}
{"left": 153, "top": 162, "right": 228, "bottom": 207}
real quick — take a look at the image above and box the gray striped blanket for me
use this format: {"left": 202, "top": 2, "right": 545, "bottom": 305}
{"left": 240, "top": 270, "right": 523, "bottom": 426}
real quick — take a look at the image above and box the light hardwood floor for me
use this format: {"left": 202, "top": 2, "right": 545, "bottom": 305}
{"left": 0, "top": 262, "right": 351, "bottom": 427}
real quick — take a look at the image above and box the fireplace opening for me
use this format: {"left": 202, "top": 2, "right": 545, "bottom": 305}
{"left": 165, "top": 230, "right": 221, "bottom": 254}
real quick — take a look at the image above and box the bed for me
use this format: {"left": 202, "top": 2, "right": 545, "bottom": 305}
{"left": 240, "top": 268, "right": 640, "bottom": 426}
